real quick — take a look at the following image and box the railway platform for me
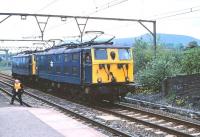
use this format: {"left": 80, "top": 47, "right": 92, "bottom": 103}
{"left": 0, "top": 93, "right": 107, "bottom": 137}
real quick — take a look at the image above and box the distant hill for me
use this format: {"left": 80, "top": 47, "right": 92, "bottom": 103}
{"left": 113, "top": 33, "right": 200, "bottom": 48}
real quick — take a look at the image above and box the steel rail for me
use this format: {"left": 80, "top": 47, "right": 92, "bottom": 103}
{"left": 0, "top": 73, "right": 13, "bottom": 81}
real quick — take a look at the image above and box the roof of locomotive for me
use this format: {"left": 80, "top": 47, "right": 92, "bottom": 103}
{"left": 12, "top": 53, "right": 32, "bottom": 58}
{"left": 90, "top": 44, "right": 131, "bottom": 48}
{"left": 35, "top": 47, "right": 82, "bottom": 55}
{"left": 35, "top": 43, "right": 131, "bottom": 55}
{"left": 13, "top": 42, "right": 132, "bottom": 57}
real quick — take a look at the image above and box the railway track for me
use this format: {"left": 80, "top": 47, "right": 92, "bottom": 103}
{"left": 0, "top": 72, "right": 13, "bottom": 81}
{"left": 0, "top": 73, "right": 200, "bottom": 136}
{"left": 95, "top": 102, "right": 200, "bottom": 137}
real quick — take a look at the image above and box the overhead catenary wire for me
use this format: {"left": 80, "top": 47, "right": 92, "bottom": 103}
{"left": 87, "top": 0, "right": 129, "bottom": 16}
{"left": 34, "top": 0, "right": 60, "bottom": 13}
{"left": 23, "top": 0, "right": 129, "bottom": 41}
{"left": 110, "top": 4, "right": 200, "bottom": 32}
{"left": 44, "top": 0, "right": 129, "bottom": 33}
{"left": 31, "top": 0, "right": 130, "bottom": 42}
{"left": 151, "top": 5, "right": 200, "bottom": 20}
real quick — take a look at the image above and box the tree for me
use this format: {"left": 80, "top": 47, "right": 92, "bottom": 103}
{"left": 181, "top": 47, "right": 200, "bottom": 74}
{"left": 133, "top": 37, "right": 154, "bottom": 73}
{"left": 136, "top": 51, "right": 182, "bottom": 91}
{"left": 186, "top": 41, "right": 199, "bottom": 49}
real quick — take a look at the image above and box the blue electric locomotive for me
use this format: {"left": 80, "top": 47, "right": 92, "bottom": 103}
{"left": 12, "top": 42, "right": 135, "bottom": 101}
{"left": 12, "top": 53, "right": 36, "bottom": 78}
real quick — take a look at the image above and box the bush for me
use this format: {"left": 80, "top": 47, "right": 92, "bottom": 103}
{"left": 181, "top": 47, "right": 200, "bottom": 74}
{"left": 134, "top": 38, "right": 200, "bottom": 92}
{"left": 133, "top": 38, "right": 154, "bottom": 73}
{"left": 136, "top": 51, "right": 182, "bottom": 91}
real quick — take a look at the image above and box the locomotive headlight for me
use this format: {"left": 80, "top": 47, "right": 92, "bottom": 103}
{"left": 97, "top": 77, "right": 102, "bottom": 83}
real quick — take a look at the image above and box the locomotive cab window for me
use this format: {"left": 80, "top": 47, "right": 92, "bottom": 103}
{"left": 118, "top": 49, "right": 131, "bottom": 60}
{"left": 94, "top": 49, "right": 107, "bottom": 60}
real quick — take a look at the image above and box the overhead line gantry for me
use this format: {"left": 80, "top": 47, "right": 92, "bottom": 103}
{"left": 0, "top": 12, "right": 157, "bottom": 56}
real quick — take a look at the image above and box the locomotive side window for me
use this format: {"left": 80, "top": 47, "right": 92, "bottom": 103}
{"left": 55, "top": 55, "right": 62, "bottom": 62}
{"left": 25, "top": 57, "right": 27, "bottom": 68}
{"left": 48, "top": 55, "right": 52, "bottom": 72}
{"left": 118, "top": 49, "right": 131, "bottom": 60}
{"left": 72, "top": 53, "right": 79, "bottom": 61}
{"left": 20, "top": 58, "right": 22, "bottom": 68}
{"left": 64, "top": 54, "right": 69, "bottom": 62}
{"left": 72, "top": 67, "right": 79, "bottom": 75}
{"left": 94, "top": 49, "right": 107, "bottom": 60}
{"left": 40, "top": 55, "right": 45, "bottom": 71}
{"left": 64, "top": 54, "right": 71, "bottom": 62}
{"left": 64, "top": 54, "right": 71, "bottom": 74}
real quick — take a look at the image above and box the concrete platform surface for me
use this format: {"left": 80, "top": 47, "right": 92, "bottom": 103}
{"left": 0, "top": 107, "right": 107, "bottom": 137}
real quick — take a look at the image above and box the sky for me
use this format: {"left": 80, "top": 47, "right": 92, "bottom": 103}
{"left": 0, "top": 0, "right": 200, "bottom": 51}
